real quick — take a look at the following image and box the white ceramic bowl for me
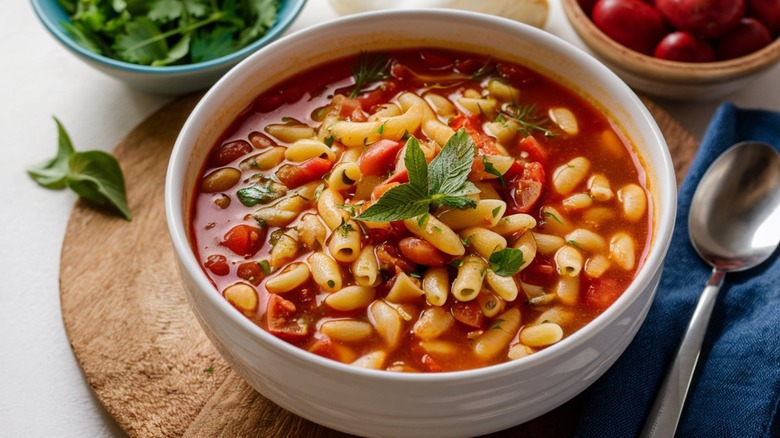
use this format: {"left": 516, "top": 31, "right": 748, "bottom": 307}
{"left": 165, "top": 10, "right": 676, "bottom": 437}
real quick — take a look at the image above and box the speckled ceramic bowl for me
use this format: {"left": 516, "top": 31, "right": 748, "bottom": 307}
{"left": 30, "top": 0, "right": 307, "bottom": 95}
{"left": 563, "top": 0, "right": 780, "bottom": 101}
{"left": 165, "top": 9, "right": 676, "bottom": 437}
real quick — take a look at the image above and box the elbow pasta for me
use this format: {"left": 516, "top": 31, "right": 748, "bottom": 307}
{"left": 192, "top": 49, "right": 651, "bottom": 372}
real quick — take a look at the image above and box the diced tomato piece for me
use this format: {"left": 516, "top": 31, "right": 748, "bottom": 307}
{"left": 371, "top": 181, "right": 400, "bottom": 200}
{"left": 529, "top": 259, "right": 555, "bottom": 276}
{"left": 376, "top": 243, "right": 416, "bottom": 274}
{"left": 359, "top": 139, "right": 403, "bottom": 176}
{"left": 517, "top": 135, "right": 548, "bottom": 167}
{"left": 210, "top": 140, "right": 253, "bottom": 167}
{"left": 513, "top": 179, "right": 543, "bottom": 213}
{"left": 452, "top": 301, "right": 485, "bottom": 329}
{"left": 358, "top": 80, "right": 400, "bottom": 109}
{"left": 583, "top": 278, "right": 624, "bottom": 313}
{"left": 391, "top": 62, "right": 411, "bottom": 80}
{"left": 384, "top": 169, "right": 409, "bottom": 185}
{"left": 237, "top": 261, "right": 265, "bottom": 285}
{"left": 497, "top": 62, "right": 536, "bottom": 84}
{"left": 454, "top": 58, "right": 490, "bottom": 75}
{"left": 451, "top": 115, "right": 500, "bottom": 155}
{"left": 522, "top": 161, "right": 545, "bottom": 183}
{"left": 204, "top": 254, "right": 229, "bottom": 276}
{"left": 509, "top": 161, "right": 545, "bottom": 213}
{"left": 398, "top": 237, "right": 449, "bottom": 267}
{"left": 337, "top": 96, "right": 367, "bottom": 121}
{"left": 365, "top": 222, "right": 406, "bottom": 246}
{"left": 308, "top": 335, "right": 339, "bottom": 360}
{"left": 221, "top": 224, "right": 267, "bottom": 257}
{"left": 275, "top": 157, "right": 333, "bottom": 189}
{"left": 266, "top": 295, "right": 310, "bottom": 342}
{"left": 420, "top": 50, "right": 455, "bottom": 69}
{"left": 421, "top": 354, "right": 443, "bottom": 372}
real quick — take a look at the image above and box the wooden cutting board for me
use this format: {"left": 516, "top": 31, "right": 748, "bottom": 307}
{"left": 59, "top": 94, "right": 698, "bottom": 438}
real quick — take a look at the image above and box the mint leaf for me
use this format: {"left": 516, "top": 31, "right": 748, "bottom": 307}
{"left": 68, "top": 151, "right": 132, "bottom": 220}
{"left": 28, "top": 118, "right": 132, "bottom": 221}
{"left": 428, "top": 129, "right": 476, "bottom": 196}
{"left": 354, "top": 183, "right": 430, "bottom": 223}
{"left": 28, "top": 117, "right": 75, "bottom": 189}
{"left": 489, "top": 248, "right": 524, "bottom": 277}
{"left": 440, "top": 196, "right": 476, "bottom": 210}
{"left": 404, "top": 136, "right": 428, "bottom": 189}
{"left": 354, "top": 128, "right": 481, "bottom": 223}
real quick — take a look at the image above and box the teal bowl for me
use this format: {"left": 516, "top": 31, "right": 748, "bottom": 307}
{"left": 31, "top": 0, "right": 307, "bottom": 95}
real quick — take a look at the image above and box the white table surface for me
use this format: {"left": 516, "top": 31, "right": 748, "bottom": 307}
{"left": 2, "top": 1, "right": 778, "bottom": 436}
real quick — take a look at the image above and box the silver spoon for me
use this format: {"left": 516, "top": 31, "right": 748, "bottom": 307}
{"left": 641, "top": 141, "right": 780, "bottom": 438}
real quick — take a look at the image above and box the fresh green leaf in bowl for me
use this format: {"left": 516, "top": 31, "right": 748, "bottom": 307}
{"left": 28, "top": 117, "right": 132, "bottom": 220}
{"left": 58, "top": 0, "right": 280, "bottom": 66}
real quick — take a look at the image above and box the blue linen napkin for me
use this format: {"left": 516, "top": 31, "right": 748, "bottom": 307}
{"left": 577, "top": 103, "right": 780, "bottom": 438}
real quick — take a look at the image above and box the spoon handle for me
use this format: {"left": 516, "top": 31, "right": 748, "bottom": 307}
{"left": 640, "top": 268, "right": 726, "bottom": 438}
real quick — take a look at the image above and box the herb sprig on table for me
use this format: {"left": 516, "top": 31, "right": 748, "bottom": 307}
{"left": 355, "top": 129, "right": 480, "bottom": 223}
{"left": 28, "top": 117, "right": 132, "bottom": 221}
{"left": 58, "top": 0, "right": 280, "bottom": 66}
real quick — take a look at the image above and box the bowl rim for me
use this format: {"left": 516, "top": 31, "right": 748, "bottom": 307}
{"left": 562, "top": 0, "right": 780, "bottom": 83}
{"left": 165, "top": 8, "right": 677, "bottom": 382}
{"left": 29, "top": 0, "right": 308, "bottom": 75}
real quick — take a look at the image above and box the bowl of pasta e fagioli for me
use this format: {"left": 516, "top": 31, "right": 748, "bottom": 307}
{"left": 165, "top": 9, "right": 676, "bottom": 437}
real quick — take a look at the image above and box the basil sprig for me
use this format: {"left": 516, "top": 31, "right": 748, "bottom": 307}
{"left": 28, "top": 117, "right": 132, "bottom": 221}
{"left": 355, "top": 129, "right": 480, "bottom": 223}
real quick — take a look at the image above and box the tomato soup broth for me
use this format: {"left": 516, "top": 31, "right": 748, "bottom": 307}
{"left": 190, "top": 48, "right": 651, "bottom": 372}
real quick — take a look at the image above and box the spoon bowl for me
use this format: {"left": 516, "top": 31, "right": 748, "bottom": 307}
{"left": 689, "top": 142, "right": 780, "bottom": 271}
{"left": 642, "top": 141, "right": 780, "bottom": 437}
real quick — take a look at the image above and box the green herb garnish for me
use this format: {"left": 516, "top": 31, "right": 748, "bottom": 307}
{"left": 60, "top": 0, "right": 280, "bottom": 66}
{"left": 324, "top": 135, "right": 335, "bottom": 147}
{"left": 327, "top": 279, "right": 336, "bottom": 288}
{"left": 497, "top": 103, "right": 553, "bottom": 137}
{"left": 355, "top": 129, "right": 480, "bottom": 223}
{"left": 544, "top": 211, "right": 563, "bottom": 224}
{"left": 236, "top": 177, "right": 286, "bottom": 206}
{"left": 336, "top": 219, "right": 355, "bottom": 237}
{"left": 482, "top": 155, "right": 506, "bottom": 186}
{"left": 491, "top": 318, "right": 507, "bottom": 330}
{"left": 258, "top": 260, "right": 272, "bottom": 275}
{"left": 204, "top": 366, "right": 214, "bottom": 374}
{"left": 567, "top": 240, "right": 584, "bottom": 251}
{"left": 28, "top": 117, "right": 132, "bottom": 220}
{"left": 349, "top": 52, "right": 389, "bottom": 98}
{"left": 489, "top": 248, "right": 524, "bottom": 277}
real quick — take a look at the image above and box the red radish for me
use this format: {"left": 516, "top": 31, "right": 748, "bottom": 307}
{"left": 592, "top": 0, "right": 668, "bottom": 54}
{"left": 716, "top": 17, "right": 773, "bottom": 59}
{"left": 655, "top": 0, "right": 745, "bottom": 39}
{"left": 653, "top": 31, "right": 716, "bottom": 62}
{"left": 747, "top": 0, "right": 780, "bottom": 36}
